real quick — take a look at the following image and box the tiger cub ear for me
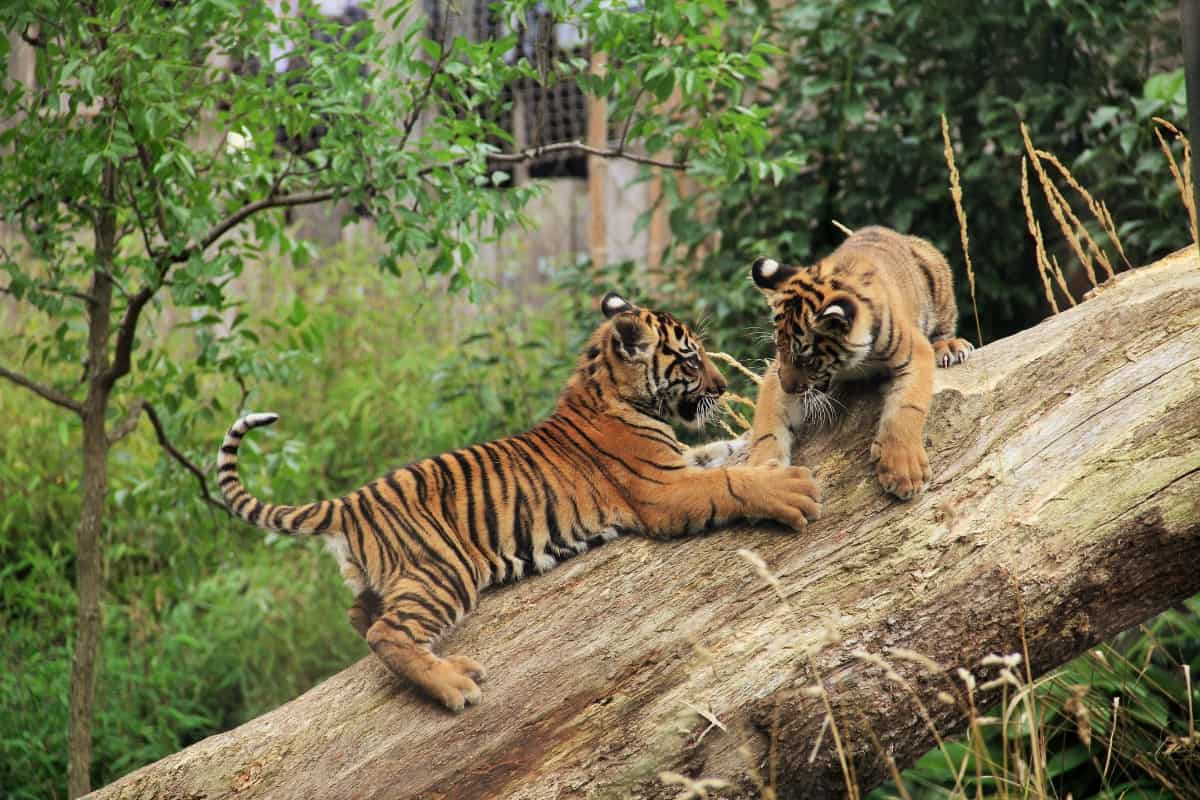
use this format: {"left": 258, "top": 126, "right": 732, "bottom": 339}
{"left": 751, "top": 257, "right": 799, "bottom": 291}
{"left": 610, "top": 314, "right": 652, "bottom": 360}
{"left": 601, "top": 292, "right": 637, "bottom": 318}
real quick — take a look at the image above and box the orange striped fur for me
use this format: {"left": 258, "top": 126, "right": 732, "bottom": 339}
{"left": 747, "top": 226, "right": 973, "bottom": 499}
{"left": 218, "top": 293, "right": 820, "bottom": 711}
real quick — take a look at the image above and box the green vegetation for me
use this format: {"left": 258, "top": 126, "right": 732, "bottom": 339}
{"left": 667, "top": 0, "right": 1188, "bottom": 351}
{"left": 868, "top": 597, "right": 1200, "bottom": 800}
{"left": 0, "top": 253, "right": 585, "bottom": 798}
{"left": 1, "top": 0, "right": 1196, "bottom": 797}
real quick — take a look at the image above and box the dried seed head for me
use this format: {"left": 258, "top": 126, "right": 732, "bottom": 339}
{"left": 980, "top": 652, "right": 1022, "bottom": 669}
{"left": 887, "top": 647, "right": 946, "bottom": 674}
{"left": 736, "top": 548, "right": 783, "bottom": 600}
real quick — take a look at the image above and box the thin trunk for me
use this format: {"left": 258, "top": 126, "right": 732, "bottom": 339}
{"left": 68, "top": 163, "right": 117, "bottom": 799}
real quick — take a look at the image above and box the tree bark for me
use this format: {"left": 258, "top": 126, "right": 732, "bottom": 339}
{"left": 69, "top": 163, "right": 118, "bottom": 799}
{"left": 88, "top": 249, "right": 1200, "bottom": 800}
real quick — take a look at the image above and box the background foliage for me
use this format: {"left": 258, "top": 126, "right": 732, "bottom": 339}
{"left": 0, "top": 254, "right": 583, "bottom": 797}
{"left": 0, "top": 0, "right": 1195, "bottom": 797}
{"left": 664, "top": 0, "right": 1188, "bottom": 355}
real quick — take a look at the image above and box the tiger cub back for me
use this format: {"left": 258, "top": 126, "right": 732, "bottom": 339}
{"left": 746, "top": 226, "right": 973, "bottom": 498}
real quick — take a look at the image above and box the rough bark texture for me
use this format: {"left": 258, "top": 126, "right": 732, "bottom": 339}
{"left": 89, "top": 250, "right": 1200, "bottom": 800}
{"left": 69, "top": 163, "right": 120, "bottom": 799}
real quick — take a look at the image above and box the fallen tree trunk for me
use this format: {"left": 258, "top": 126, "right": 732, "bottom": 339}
{"left": 91, "top": 249, "right": 1200, "bottom": 800}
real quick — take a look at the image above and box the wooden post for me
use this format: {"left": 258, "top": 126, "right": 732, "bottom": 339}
{"left": 646, "top": 84, "right": 683, "bottom": 279}
{"left": 646, "top": 170, "right": 669, "bottom": 274}
{"left": 586, "top": 51, "right": 608, "bottom": 268}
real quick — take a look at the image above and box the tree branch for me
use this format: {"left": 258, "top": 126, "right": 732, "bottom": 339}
{"left": 106, "top": 398, "right": 145, "bottom": 445}
{"left": 141, "top": 402, "right": 229, "bottom": 514}
{"left": 0, "top": 364, "right": 84, "bottom": 415}
{"left": 0, "top": 281, "right": 94, "bottom": 304}
{"left": 196, "top": 190, "right": 339, "bottom": 254}
{"left": 486, "top": 141, "right": 688, "bottom": 171}
{"left": 103, "top": 189, "right": 337, "bottom": 391}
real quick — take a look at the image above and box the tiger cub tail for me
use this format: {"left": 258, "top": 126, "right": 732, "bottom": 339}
{"left": 217, "top": 413, "right": 340, "bottom": 535}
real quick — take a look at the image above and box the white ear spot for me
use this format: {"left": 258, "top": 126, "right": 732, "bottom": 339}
{"left": 820, "top": 303, "right": 847, "bottom": 318}
{"left": 603, "top": 295, "right": 627, "bottom": 313}
{"left": 759, "top": 258, "right": 780, "bottom": 278}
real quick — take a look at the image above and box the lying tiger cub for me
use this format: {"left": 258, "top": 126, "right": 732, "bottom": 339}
{"left": 747, "top": 226, "right": 973, "bottom": 499}
{"left": 217, "top": 294, "right": 820, "bottom": 711}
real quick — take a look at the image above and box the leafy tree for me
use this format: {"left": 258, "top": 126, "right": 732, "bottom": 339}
{"left": 0, "top": 1, "right": 788, "bottom": 794}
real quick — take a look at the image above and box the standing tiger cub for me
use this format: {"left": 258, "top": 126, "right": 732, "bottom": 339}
{"left": 747, "top": 226, "right": 973, "bottom": 499}
{"left": 218, "top": 294, "right": 821, "bottom": 711}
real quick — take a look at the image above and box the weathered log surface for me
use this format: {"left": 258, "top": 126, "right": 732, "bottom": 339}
{"left": 90, "top": 249, "right": 1200, "bottom": 800}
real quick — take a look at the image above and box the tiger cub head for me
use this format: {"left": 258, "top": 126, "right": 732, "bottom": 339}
{"left": 593, "top": 292, "right": 727, "bottom": 429}
{"left": 751, "top": 256, "right": 872, "bottom": 395}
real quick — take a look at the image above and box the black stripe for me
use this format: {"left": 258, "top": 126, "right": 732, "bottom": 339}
{"left": 448, "top": 450, "right": 501, "bottom": 580}
{"left": 554, "top": 413, "right": 666, "bottom": 486}
{"left": 368, "top": 480, "right": 472, "bottom": 610}
{"left": 390, "top": 590, "right": 455, "bottom": 628}
{"left": 390, "top": 470, "right": 479, "bottom": 588}
{"left": 221, "top": 444, "right": 239, "bottom": 454}
{"left": 511, "top": 486, "right": 535, "bottom": 566}
{"left": 724, "top": 470, "right": 744, "bottom": 503}
{"left": 466, "top": 447, "right": 505, "bottom": 581}
{"left": 352, "top": 490, "right": 399, "bottom": 574}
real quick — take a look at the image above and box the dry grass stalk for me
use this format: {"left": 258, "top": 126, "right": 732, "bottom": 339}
{"left": 1021, "top": 122, "right": 1100, "bottom": 292}
{"left": 1045, "top": 176, "right": 1111, "bottom": 284}
{"left": 1152, "top": 117, "right": 1198, "bottom": 246}
{"left": 854, "top": 649, "right": 968, "bottom": 797}
{"left": 657, "top": 771, "right": 730, "bottom": 800}
{"left": 940, "top": 114, "right": 984, "bottom": 346}
{"left": 1035, "top": 148, "right": 1126, "bottom": 274}
{"left": 1049, "top": 253, "right": 1075, "bottom": 307}
{"left": 718, "top": 396, "right": 751, "bottom": 431}
{"left": 860, "top": 719, "right": 914, "bottom": 800}
{"left": 723, "top": 391, "right": 757, "bottom": 411}
{"left": 708, "top": 350, "right": 763, "bottom": 386}
{"left": 1187, "top": 664, "right": 1195, "bottom": 740}
{"left": 1020, "top": 157, "right": 1064, "bottom": 313}
{"left": 831, "top": 219, "right": 855, "bottom": 237}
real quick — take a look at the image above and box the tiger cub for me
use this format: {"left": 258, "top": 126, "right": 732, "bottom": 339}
{"left": 747, "top": 226, "right": 973, "bottom": 499}
{"left": 218, "top": 293, "right": 821, "bottom": 711}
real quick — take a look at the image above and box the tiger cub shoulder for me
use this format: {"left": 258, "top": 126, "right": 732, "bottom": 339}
{"left": 746, "top": 226, "right": 973, "bottom": 498}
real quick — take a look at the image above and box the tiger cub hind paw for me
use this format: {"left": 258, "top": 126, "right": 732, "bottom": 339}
{"left": 870, "top": 439, "right": 931, "bottom": 500}
{"left": 429, "top": 654, "right": 485, "bottom": 712}
{"left": 933, "top": 337, "right": 974, "bottom": 368}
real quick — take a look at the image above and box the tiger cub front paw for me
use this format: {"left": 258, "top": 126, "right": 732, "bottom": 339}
{"left": 933, "top": 337, "right": 974, "bottom": 368}
{"left": 751, "top": 464, "right": 822, "bottom": 530}
{"left": 428, "top": 654, "right": 487, "bottom": 712}
{"left": 870, "top": 437, "right": 931, "bottom": 500}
